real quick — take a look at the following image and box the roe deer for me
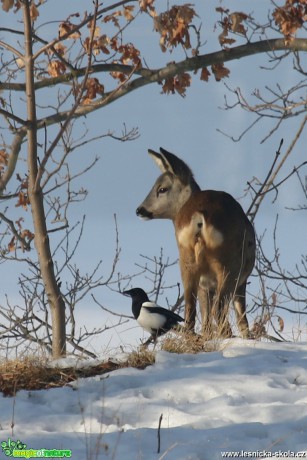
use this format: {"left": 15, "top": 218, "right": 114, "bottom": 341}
{"left": 136, "top": 148, "right": 256, "bottom": 338}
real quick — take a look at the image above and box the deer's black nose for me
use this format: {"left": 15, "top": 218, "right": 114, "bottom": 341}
{"left": 136, "top": 207, "right": 153, "bottom": 219}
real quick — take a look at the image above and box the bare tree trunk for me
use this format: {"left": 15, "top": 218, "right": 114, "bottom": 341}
{"left": 23, "top": 1, "right": 66, "bottom": 358}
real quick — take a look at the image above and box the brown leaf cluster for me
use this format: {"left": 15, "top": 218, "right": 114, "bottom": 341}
{"left": 47, "top": 60, "right": 66, "bottom": 78}
{"left": 211, "top": 63, "right": 230, "bottom": 81}
{"left": 1, "top": 0, "right": 40, "bottom": 17}
{"left": 15, "top": 191, "right": 30, "bottom": 210}
{"left": 273, "top": 0, "right": 307, "bottom": 44}
{"left": 162, "top": 72, "right": 191, "bottom": 96}
{"left": 1, "top": 0, "right": 20, "bottom": 13}
{"left": 1, "top": 0, "right": 13, "bottom": 11}
{"left": 53, "top": 43, "right": 66, "bottom": 57}
{"left": 216, "top": 7, "right": 248, "bottom": 47}
{"left": 118, "top": 43, "right": 141, "bottom": 66}
{"left": 8, "top": 218, "right": 34, "bottom": 253}
{"left": 84, "top": 34, "right": 111, "bottom": 56}
{"left": 110, "top": 43, "right": 141, "bottom": 83}
{"left": 110, "top": 71, "right": 128, "bottom": 84}
{"left": 123, "top": 5, "right": 135, "bottom": 21}
{"left": 14, "top": 175, "right": 29, "bottom": 210}
{"left": 154, "top": 4, "right": 197, "bottom": 52}
{"left": 200, "top": 67, "right": 211, "bottom": 82}
{"left": 199, "top": 63, "right": 229, "bottom": 84}
{"left": 139, "top": 0, "right": 156, "bottom": 17}
{"left": 78, "top": 78, "right": 105, "bottom": 105}
{"left": 0, "top": 149, "right": 8, "bottom": 171}
{"left": 59, "top": 20, "right": 81, "bottom": 40}
{"left": 104, "top": 5, "right": 135, "bottom": 28}
{"left": 29, "top": 1, "right": 39, "bottom": 21}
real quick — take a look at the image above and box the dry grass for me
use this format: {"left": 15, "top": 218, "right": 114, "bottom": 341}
{"left": 0, "top": 357, "right": 122, "bottom": 397}
{"left": 0, "top": 329, "right": 234, "bottom": 397}
{"left": 126, "top": 348, "right": 156, "bottom": 368}
{"left": 0, "top": 354, "right": 153, "bottom": 397}
{"left": 161, "top": 330, "right": 207, "bottom": 354}
{"left": 160, "top": 327, "right": 233, "bottom": 354}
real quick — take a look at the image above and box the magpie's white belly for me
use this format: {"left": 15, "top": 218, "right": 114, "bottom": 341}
{"left": 137, "top": 307, "right": 165, "bottom": 333}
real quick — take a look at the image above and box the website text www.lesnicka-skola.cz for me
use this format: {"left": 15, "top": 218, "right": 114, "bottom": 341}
{"left": 221, "top": 450, "right": 307, "bottom": 458}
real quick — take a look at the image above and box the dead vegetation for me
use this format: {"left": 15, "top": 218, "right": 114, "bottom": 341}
{"left": 0, "top": 332, "right": 219, "bottom": 397}
{"left": 161, "top": 331, "right": 208, "bottom": 354}
{"left": 0, "top": 354, "right": 154, "bottom": 397}
{"left": 126, "top": 348, "right": 156, "bottom": 368}
{"left": 0, "top": 324, "right": 274, "bottom": 397}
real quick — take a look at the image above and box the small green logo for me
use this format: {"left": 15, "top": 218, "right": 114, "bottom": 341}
{"left": 1, "top": 438, "right": 72, "bottom": 458}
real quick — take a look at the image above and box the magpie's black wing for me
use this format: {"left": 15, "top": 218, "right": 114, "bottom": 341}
{"left": 142, "top": 303, "right": 184, "bottom": 324}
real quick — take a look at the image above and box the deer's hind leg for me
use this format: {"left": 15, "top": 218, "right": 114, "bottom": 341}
{"left": 198, "top": 287, "right": 215, "bottom": 339}
{"left": 213, "top": 271, "right": 233, "bottom": 338}
{"left": 179, "top": 249, "right": 200, "bottom": 332}
{"left": 234, "top": 282, "right": 249, "bottom": 338}
{"left": 183, "top": 277, "right": 199, "bottom": 332}
{"left": 215, "top": 296, "right": 233, "bottom": 338}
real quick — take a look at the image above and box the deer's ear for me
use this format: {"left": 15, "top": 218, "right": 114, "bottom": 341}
{"left": 148, "top": 149, "right": 173, "bottom": 174}
{"left": 159, "top": 147, "right": 193, "bottom": 180}
{"left": 148, "top": 147, "right": 194, "bottom": 183}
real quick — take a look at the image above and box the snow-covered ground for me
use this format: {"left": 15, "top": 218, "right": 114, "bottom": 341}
{"left": 1, "top": 339, "right": 307, "bottom": 459}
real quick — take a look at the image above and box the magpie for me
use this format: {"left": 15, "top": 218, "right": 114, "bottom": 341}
{"left": 123, "top": 287, "right": 184, "bottom": 342}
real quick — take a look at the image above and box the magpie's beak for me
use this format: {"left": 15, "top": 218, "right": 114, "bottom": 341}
{"left": 122, "top": 291, "right": 131, "bottom": 297}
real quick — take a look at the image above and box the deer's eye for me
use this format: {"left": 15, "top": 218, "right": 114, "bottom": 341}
{"left": 158, "top": 187, "right": 168, "bottom": 195}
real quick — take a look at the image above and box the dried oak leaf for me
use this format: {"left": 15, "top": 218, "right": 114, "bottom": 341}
{"left": 30, "top": 2, "right": 39, "bottom": 21}
{"left": 216, "top": 6, "right": 230, "bottom": 15}
{"left": 1, "top": 0, "right": 14, "bottom": 12}
{"left": 118, "top": 43, "right": 141, "bottom": 66}
{"left": 47, "top": 60, "right": 66, "bottom": 77}
{"left": 15, "top": 217, "right": 24, "bottom": 231}
{"left": 211, "top": 63, "right": 230, "bottom": 81}
{"left": 217, "top": 9, "right": 249, "bottom": 47}
{"left": 273, "top": 1, "right": 307, "bottom": 44}
{"left": 83, "top": 36, "right": 111, "bottom": 56}
{"left": 96, "top": 35, "right": 111, "bottom": 55}
{"left": 277, "top": 316, "right": 285, "bottom": 333}
{"left": 103, "top": 11, "right": 121, "bottom": 28}
{"left": 16, "top": 191, "right": 30, "bottom": 210}
{"left": 21, "top": 229, "right": 34, "bottom": 242}
{"left": 81, "top": 78, "right": 104, "bottom": 104}
{"left": 54, "top": 43, "right": 66, "bottom": 57}
{"left": 8, "top": 236, "right": 16, "bottom": 253}
{"left": 139, "top": 0, "right": 156, "bottom": 17}
{"left": 0, "top": 149, "right": 8, "bottom": 170}
{"left": 154, "top": 4, "right": 197, "bottom": 51}
{"left": 16, "top": 175, "right": 28, "bottom": 193}
{"left": 59, "top": 21, "right": 81, "bottom": 40}
{"left": 110, "top": 71, "right": 127, "bottom": 83}
{"left": 230, "top": 12, "right": 248, "bottom": 35}
{"left": 219, "top": 28, "right": 236, "bottom": 47}
{"left": 200, "top": 67, "right": 211, "bottom": 82}
{"left": 123, "top": 5, "right": 135, "bottom": 21}
{"left": 162, "top": 72, "right": 191, "bottom": 96}
{"left": 87, "top": 19, "right": 101, "bottom": 38}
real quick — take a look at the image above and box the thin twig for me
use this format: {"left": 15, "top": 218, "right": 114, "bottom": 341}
{"left": 157, "top": 413, "right": 163, "bottom": 454}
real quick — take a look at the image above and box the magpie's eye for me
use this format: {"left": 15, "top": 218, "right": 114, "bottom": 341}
{"left": 158, "top": 187, "right": 168, "bottom": 195}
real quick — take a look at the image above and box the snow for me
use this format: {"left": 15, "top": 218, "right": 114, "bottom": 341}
{"left": 1, "top": 339, "right": 307, "bottom": 459}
